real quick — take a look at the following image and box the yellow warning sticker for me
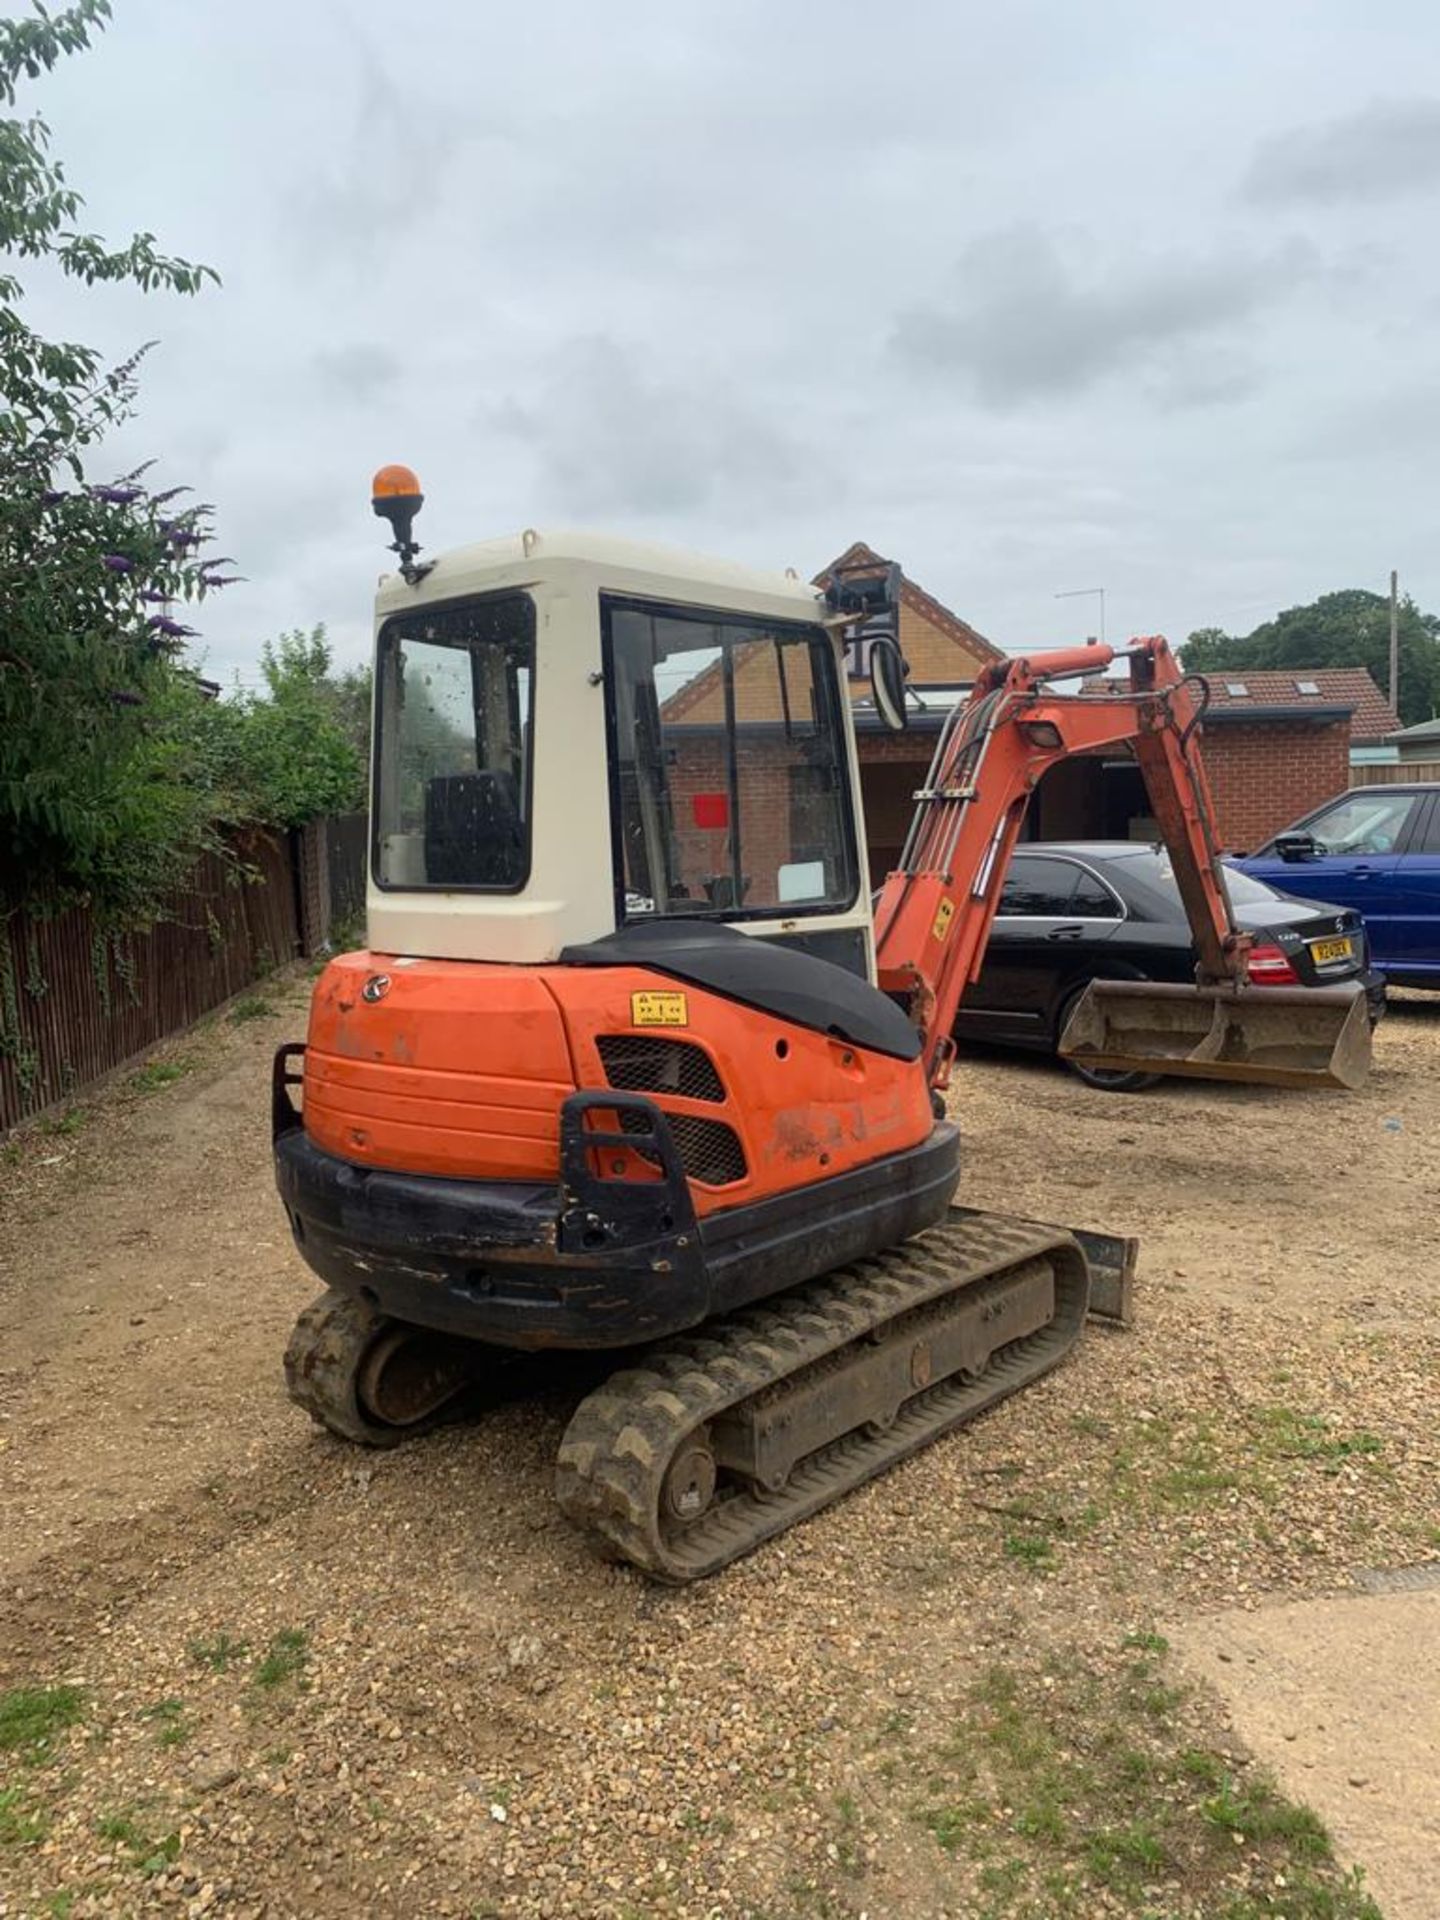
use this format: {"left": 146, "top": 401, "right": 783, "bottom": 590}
{"left": 631, "top": 989, "right": 689, "bottom": 1028}
{"left": 931, "top": 899, "right": 956, "bottom": 943}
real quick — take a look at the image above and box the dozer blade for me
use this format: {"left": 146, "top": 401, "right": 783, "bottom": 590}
{"left": 1058, "top": 979, "right": 1372, "bottom": 1090}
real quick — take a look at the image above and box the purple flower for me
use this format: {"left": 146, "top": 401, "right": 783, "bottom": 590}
{"left": 147, "top": 614, "right": 194, "bottom": 639}
{"left": 199, "top": 573, "right": 242, "bottom": 589}
{"left": 168, "top": 529, "right": 202, "bottom": 550}
{"left": 140, "top": 590, "right": 170, "bottom": 604}
{"left": 90, "top": 484, "right": 142, "bottom": 506}
{"left": 41, "top": 489, "right": 67, "bottom": 505}
{"left": 103, "top": 554, "right": 135, "bottom": 574}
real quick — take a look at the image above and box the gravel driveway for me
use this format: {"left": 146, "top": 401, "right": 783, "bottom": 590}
{"left": 1, "top": 981, "right": 1435, "bottom": 1919}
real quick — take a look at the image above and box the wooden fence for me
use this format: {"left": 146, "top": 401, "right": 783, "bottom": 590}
{"left": 1350, "top": 760, "right": 1440, "bottom": 786}
{"left": 1, "top": 815, "right": 368, "bottom": 1133}
{"left": 293, "top": 811, "right": 368, "bottom": 954}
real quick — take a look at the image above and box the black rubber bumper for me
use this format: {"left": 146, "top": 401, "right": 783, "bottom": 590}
{"left": 273, "top": 1075, "right": 960, "bottom": 1353}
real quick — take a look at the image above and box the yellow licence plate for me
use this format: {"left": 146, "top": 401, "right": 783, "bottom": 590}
{"left": 1309, "top": 936, "right": 1353, "bottom": 965}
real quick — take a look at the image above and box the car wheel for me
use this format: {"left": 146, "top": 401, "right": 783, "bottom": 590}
{"left": 1057, "top": 983, "right": 1163, "bottom": 1094}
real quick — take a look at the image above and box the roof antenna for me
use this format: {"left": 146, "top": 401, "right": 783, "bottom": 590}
{"left": 371, "top": 465, "right": 433, "bottom": 585}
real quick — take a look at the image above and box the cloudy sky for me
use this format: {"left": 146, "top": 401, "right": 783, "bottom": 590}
{"left": 23, "top": 0, "right": 1440, "bottom": 685}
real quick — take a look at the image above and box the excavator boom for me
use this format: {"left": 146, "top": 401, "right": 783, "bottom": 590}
{"left": 872, "top": 635, "right": 1371, "bottom": 1092}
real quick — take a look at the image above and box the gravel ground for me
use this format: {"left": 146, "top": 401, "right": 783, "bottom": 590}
{"left": 0, "top": 979, "right": 1436, "bottom": 1919}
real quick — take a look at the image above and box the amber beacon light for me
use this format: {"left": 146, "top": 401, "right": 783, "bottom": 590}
{"left": 371, "top": 464, "right": 427, "bottom": 581}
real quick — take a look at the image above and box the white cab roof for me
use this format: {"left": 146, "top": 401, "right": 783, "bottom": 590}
{"left": 377, "top": 527, "right": 824, "bottom": 624}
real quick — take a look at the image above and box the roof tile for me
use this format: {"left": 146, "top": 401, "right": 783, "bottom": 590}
{"left": 1193, "top": 667, "right": 1398, "bottom": 740}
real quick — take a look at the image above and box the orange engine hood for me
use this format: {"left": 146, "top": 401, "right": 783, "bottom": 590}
{"left": 302, "top": 952, "right": 575, "bottom": 1181}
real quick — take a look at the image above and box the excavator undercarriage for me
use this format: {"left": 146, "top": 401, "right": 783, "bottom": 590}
{"left": 283, "top": 1208, "right": 1110, "bottom": 1581}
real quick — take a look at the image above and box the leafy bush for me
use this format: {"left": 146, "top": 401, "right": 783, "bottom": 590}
{"left": 0, "top": 2, "right": 228, "bottom": 919}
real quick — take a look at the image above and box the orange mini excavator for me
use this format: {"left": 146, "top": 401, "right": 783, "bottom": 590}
{"left": 272, "top": 473, "right": 1371, "bottom": 1579}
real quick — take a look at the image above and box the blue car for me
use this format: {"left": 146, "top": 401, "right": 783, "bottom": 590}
{"left": 1235, "top": 782, "right": 1440, "bottom": 989}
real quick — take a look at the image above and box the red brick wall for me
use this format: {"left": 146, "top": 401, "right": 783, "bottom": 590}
{"left": 855, "top": 720, "right": 1351, "bottom": 865}
{"left": 1199, "top": 721, "right": 1349, "bottom": 854}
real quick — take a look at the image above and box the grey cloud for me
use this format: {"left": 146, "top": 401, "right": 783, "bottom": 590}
{"left": 1154, "top": 353, "right": 1263, "bottom": 411}
{"left": 310, "top": 342, "right": 402, "bottom": 398}
{"left": 489, "top": 337, "right": 807, "bottom": 520}
{"left": 285, "top": 41, "right": 466, "bottom": 266}
{"left": 889, "top": 226, "right": 1312, "bottom": 408}
{"left": 33, "top": 0, "right": 1440, "bottom": 675}
{"left": 1244, "top": 98, "right": 1440, "bottom": 206}
{"left": 1290, "top": 379, "right": 1440, "bottom": 463}
{"left": 218, "top": 475, "right": 348, "bottom": 574}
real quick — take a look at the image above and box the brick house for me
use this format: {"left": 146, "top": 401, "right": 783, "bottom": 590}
{"left": 1070, "top": 668, "right": 1398, "bottom": 853}
{"left": 658, "top": 545, "right": 1396, "bottom": 880}
{"left": 1175, "top": 669, "right": 1398, "bottom": 850}
{"left": 811, "top": 550, "right": 1398, "bottom": 861}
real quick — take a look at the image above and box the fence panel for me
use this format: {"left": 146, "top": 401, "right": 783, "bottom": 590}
{"left": 1350, "top": 760, "right": 1440, "bottom": 786}
{"left": 325, "top": 813, "right": 368, "bottom": 937}
{"left": 293, "top": 819, "right": 330, "bottom": 955}
{"left": 0, "top": 829, "right": 300, "bottom": 1132}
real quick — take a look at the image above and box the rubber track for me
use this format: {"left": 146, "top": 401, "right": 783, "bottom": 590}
{"left": 554, "top": 1210, "right": 1091, "bottom": 1581}
{"left": 284, "top": 1290, "right": 470, "bottom": 1448}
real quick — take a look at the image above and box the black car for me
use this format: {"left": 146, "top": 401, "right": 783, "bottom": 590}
{"left": 955, "top": 841, "right": 1387, "bottom": 1090}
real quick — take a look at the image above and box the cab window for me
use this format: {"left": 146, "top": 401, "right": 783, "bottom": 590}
{"left": 606, "top": 600, "right": 858, "bottom": 921}
{"left": 372, "top": 594, "right": 534, "bottom": 891}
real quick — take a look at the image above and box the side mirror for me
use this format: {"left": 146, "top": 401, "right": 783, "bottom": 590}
{"left": 1273, "top": 832, "right": 1318, "bottom": 862}
{"left": 869, "top": 636, "right": 909, "bottom": 733}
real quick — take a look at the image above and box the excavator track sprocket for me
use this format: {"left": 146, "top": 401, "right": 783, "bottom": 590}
{"left": 284, "top": 1290, "right": 488, "bottom": 1447}
{"left": 555, "top": 1210, "right": 1090, "bottom": 1582}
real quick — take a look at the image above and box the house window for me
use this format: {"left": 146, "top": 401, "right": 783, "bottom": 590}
{"left": 1224, "top": 681, "right": 1249, "bottom": 697}
{"left": 1294, "top": 679, "right": 1320, "bottom": 695}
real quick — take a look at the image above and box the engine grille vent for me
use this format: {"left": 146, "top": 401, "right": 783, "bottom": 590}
{"left": 620, "top": 1109, "right": 748, "bottom": 1187}
{"left": 597, "top": 1035, "right": 725, "bottom": 1104}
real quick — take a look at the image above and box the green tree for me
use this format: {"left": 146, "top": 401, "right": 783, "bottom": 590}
{"left": 1181, "top": 590, "right": 1440, "bottom": 728}
{"left": 225, "top": 628, "right": 366, "bottom": 828}
{"left": 325, "top": 659, "right": 372, "bottom": 771}
{"left": 0, "top": 1, "right": 225, "bottom": 915}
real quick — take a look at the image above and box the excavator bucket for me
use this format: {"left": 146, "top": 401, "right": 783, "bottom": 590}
{"left": 1058, "top": 979, "right": 1373, "bottom": 1091}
